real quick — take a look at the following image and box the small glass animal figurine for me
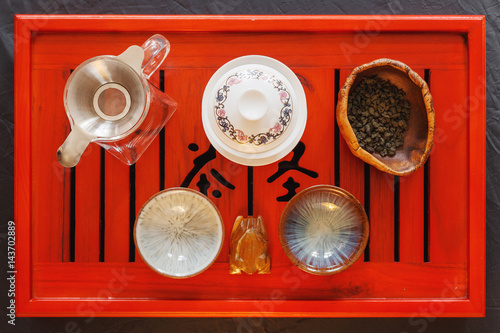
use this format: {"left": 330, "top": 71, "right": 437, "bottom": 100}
{"left": 229, "top": 216, "right": 271, "bottom": 275}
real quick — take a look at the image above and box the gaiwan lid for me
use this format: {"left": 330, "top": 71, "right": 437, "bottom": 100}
{"left": 202, "top": 55, "right": 307, "bottom": 166}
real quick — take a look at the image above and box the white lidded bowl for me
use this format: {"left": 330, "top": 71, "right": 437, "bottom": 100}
{"left": 202, "top": 55, "right": 307, "bottom": 166}
{"left": 134, "top": 188, "right": 224, "bottom": 278}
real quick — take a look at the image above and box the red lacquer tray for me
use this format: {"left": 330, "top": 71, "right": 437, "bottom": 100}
{"left": 14, "top": 15, "right": 485, "bottom": 317}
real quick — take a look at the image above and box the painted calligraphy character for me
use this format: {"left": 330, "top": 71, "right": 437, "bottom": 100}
{"left": 267, "top": 141, "right": 318, "bottom": 201}
{"left": 181, "top": 143, "right": 235, "bottom": 197}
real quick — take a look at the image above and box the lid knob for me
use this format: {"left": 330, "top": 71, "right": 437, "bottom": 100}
{"left": 237, "top": 89, "right": 268, "bottom": 121}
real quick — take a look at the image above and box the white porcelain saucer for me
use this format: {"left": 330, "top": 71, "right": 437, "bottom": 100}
{"left": 202, "top": 55, "right": 307, "bottom": 166}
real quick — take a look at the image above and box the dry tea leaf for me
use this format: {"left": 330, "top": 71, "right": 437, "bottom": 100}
{"left": 348, "top": 76, "right": 411, "bottom": 157}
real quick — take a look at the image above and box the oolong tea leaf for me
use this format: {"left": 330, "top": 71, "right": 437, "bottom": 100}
{"left": 347, "top": 76, "right": 411, "bottom": 157}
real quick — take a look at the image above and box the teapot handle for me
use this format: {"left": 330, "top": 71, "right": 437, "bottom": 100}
{"left": 141, "top": 34, "right": 170, "bottom": 79}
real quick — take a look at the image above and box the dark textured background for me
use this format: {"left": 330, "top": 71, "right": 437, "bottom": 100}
{"left": 1, "top": 0, "right": 499, "bottom": 332}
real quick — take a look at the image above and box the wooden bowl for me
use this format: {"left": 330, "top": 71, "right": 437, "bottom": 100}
{"left": 337, "top": 58, "right": 435, "bottom": 176}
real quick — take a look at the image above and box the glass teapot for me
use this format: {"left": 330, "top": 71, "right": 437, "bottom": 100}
{"left": 57, "top": 34, "right": 177, "bottom": 167}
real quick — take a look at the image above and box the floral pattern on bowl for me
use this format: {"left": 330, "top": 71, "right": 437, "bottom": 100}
{"left": 214, "top": 69, "right": 293, "bottom": 146}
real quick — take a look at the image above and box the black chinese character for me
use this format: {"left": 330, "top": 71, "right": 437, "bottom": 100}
{"left": 277, "top": 177, "right": 301, "bottom": 202}
{"left": 267, "top": 141, "right": 318, "bottom": 201}
{"left": 181, "top": 143, "right": 235, "bottom": 197}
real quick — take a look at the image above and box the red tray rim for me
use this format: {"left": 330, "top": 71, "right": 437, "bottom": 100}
{"left": 14, "top": 14, "right": 486, "bottom": 317}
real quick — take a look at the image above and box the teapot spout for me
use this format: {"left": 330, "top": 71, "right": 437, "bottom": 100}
{"left": 57, "top": 126, "right": 93, "bottom": 168}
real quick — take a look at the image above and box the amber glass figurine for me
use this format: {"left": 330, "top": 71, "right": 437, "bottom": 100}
{"left": 229, "top": 216, "right": 271, "bottom": 274}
